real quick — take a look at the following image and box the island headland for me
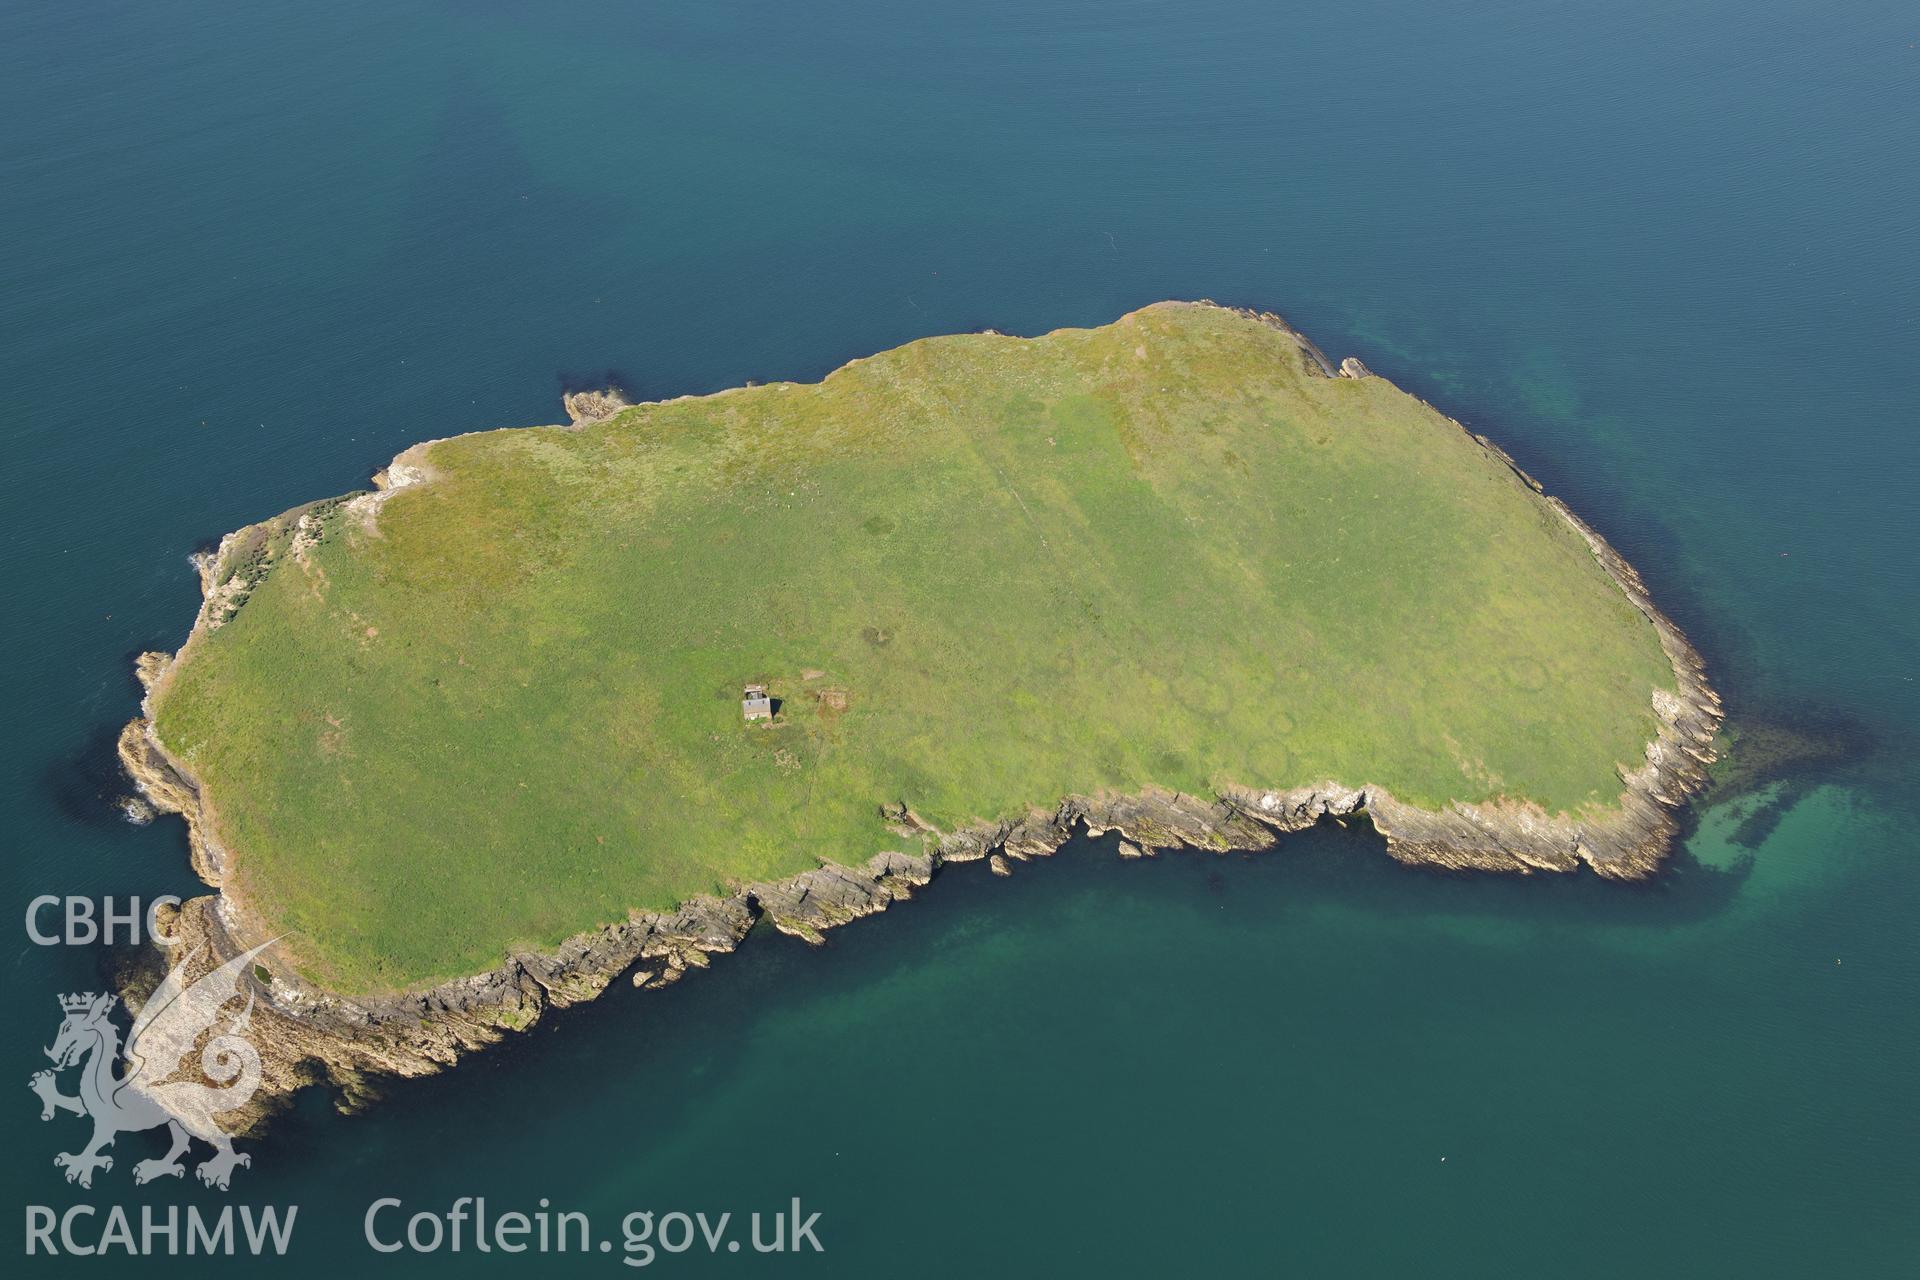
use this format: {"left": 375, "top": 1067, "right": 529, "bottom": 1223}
{"left": 118, "top": 302, "right": 1722, "bottom": 1127}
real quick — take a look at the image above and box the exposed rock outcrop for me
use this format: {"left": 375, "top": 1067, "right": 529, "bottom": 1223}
{"left": 562, "top": 387, "right": 630, "bottom": 425}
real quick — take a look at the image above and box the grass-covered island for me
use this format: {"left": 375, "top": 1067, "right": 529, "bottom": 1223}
{"left": 122, "top": 303, "right": 1720, "bottom": 1114}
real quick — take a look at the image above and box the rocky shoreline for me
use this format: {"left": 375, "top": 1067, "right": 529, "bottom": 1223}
{"left": 116, "top": 304, "right": 1723, "bottom": 1131}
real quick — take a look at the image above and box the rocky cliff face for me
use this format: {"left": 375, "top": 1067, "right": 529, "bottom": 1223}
{"left": 561, "top": 386, "right": 631, "bottom": 425}
{"left": 116, "top": 305, "right": 1722, "bottom": 1132}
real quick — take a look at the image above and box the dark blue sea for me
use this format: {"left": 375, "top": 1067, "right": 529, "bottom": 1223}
{"left": 4, "top": 1, "right": 1915, "bottom": 1274}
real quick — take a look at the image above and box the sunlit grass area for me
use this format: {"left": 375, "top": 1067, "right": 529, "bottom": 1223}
{"left": 153, "top": 304, "right": 1672, "bottom": 990}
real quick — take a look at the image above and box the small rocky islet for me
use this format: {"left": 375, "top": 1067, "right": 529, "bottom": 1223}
{"left": 119, "top": 301, "right": 1721, "bottom": 1123}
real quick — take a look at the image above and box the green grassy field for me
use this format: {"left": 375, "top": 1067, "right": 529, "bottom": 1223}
{"left": 151, "top": 304, "right": 1674, "bottom": 991}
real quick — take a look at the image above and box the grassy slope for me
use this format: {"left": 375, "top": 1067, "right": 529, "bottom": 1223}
{"left": 153, "top": 304, "right": 1673, "bottom": 990}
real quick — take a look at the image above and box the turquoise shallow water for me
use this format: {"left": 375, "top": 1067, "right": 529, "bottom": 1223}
{"left": 3, "top": 0, "right": 1916, "bottom": 1274}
